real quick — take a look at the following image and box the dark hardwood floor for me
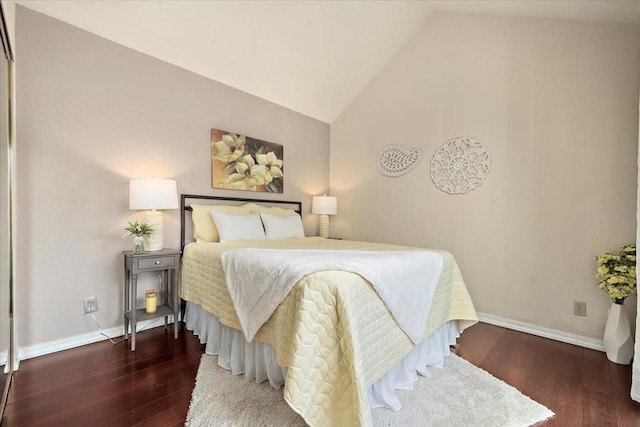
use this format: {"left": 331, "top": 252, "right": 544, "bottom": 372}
{"left": 2, "top": 322, "right": 639, "bottom": 426}
{"left": 456, "top": 323, "right": 640, "bottom": 426}
{"left": 2, "top": 324, "right": 204, "bottom": 427}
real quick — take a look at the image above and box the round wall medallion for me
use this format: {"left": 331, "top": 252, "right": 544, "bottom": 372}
{"left": 377, "top": 145, "right": 423, "bottom": 177}
{"left": 430, "top": 137, "right": 491, "bottom": 194}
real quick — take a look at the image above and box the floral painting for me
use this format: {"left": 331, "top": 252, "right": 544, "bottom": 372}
{"left": 211, "top": 129, "right": 284, "bottom": 193}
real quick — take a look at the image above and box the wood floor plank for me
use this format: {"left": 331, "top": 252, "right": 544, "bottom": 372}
{"left": 133, "top": 400, "right": 192, "bottom": 427}
{"left": 9, "top": 350, "right": 178, "bottom": 413}
{"left": 8, "top": 350, "right": 142, "bottom": 403}
{"left": 582, "top": 387, "right": 617, "bottom": 427}
{"left": 10, "top": 344, "right": 136, "bottom": 388}
{"left": 109, "top": 382, "right": 195, "bottom": 426}
{"left": 7, "top": 373, "right": 154, "bottom": 425}
{"left": 528, "top": 338, "right": 586, "bottom": 426}
{"left": 582, "top": 346, "right": 613, "bottom": 394}
{"left": 609, "top": 361, "right": 640, "bottom": 427}
{"left": 454, "top": 321, "right": 505, "bottom": 365}
{"left": 515, "top": 338, "right": 558, "bottom": 420}
{"left": 44, "top": 367, "right": 197, "bottom": 426}
{"left": 474, "top": 328, "right": 532, "bottom": 389}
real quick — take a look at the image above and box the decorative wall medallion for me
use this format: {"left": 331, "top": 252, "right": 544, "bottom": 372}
{"left": 430, "top": 137, "right": 491, "bottom": 194}
{"left": 377, "top": 145, "right": 423, "bottom": 177}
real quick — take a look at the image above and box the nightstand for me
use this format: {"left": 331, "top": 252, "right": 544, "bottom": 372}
{"left": 123, "top": 248, "right": 181, "bottom": 351}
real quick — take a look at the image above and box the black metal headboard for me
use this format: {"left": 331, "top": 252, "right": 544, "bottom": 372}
{"left": 180, "top": 194, "right": 303, "bottom": 252}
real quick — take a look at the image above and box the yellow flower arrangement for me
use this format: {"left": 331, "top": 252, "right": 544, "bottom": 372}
{"left": 596, "top": 244, "right": 636, "bottom": 304}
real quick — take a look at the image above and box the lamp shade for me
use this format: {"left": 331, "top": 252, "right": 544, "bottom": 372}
{"left": 129, "top": 178, "right": 179, "bottom": 210}
{"left": 312, "top": 195, "right": 337, "bottom": 215}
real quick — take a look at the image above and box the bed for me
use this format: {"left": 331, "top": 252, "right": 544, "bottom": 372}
{"left": 179, "top": 194, "right": 478, "bottom": 427}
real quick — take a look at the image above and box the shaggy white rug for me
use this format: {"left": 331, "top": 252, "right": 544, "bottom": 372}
{"left": 186, "top": 353, "right": 554, "bottom": 427}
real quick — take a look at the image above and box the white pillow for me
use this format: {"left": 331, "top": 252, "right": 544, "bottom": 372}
{"left": 191, "top": 203, "right": 254, "bottom": 242}
{"left": 210, "top": 212, "right": 266, "bottom": 242}
{"left": 260, "top": 213, "right": 305, "bottom": 240}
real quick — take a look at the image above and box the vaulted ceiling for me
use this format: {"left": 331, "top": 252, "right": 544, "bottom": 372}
{"left": 11, "top": 0, "right": 640, "bottom": 123}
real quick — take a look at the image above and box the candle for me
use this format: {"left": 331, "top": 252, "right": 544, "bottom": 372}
{"left": 145, "top": 290, "right": 158, "bottom": 314}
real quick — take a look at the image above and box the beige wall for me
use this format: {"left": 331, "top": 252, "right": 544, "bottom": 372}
{"left": 16, "top": 7, "right": 329, "bottom": 349}
{"left": 331, "top": 12, "right": 640, "bottom": 339}
{"left": 13, "top": 5, "right": 640, "bottom": 352}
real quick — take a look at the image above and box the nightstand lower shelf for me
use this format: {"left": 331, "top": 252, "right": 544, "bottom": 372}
{"left": 125, "top": 304, "right": 175, "bottom": 322}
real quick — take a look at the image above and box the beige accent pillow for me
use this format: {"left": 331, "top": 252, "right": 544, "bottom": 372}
{"left": 251, "top": 205, "right": 298, "bottom": 216}
{"left": 191, "top": 203, "right": 253, "bottom": 242}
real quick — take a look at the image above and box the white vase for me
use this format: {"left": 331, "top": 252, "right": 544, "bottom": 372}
{"left": 603, "top": 301, "right": 633, "bottom": 365}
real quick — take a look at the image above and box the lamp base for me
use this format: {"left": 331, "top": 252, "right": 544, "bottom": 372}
{"left": 318, "top": 214, "right": 330, "bottom": 239}
{"left": 145, "top": 211, "right": 164, "bottom": 251}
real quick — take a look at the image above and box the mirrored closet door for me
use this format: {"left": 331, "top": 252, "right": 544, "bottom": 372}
{"left": 0, "top": 2, "right": 13, "bottom": 418}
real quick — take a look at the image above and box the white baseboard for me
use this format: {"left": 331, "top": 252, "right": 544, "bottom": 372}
{"left": 17, "top": 317, "right": 173, "bottom": 364}
{"left": 477, "top": 312, "right": 605, "bottom": 352}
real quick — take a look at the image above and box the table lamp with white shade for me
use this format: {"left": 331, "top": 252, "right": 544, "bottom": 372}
{"left": 312, "top": 194, "right": 337, "bottom": 238}
{"left": 129, "top": 178, "right": 179, "bottom": 251}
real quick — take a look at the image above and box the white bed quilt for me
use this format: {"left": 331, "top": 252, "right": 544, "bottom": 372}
{"left": 222, "top": 248, "right": 443, "bottom": 344}
{"left": 181, "top": 237, "right": 478, "bottom": 427}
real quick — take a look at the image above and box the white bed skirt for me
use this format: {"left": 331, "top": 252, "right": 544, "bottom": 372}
{"left": 184, "top": 301, "right": 459, "bottom": 412}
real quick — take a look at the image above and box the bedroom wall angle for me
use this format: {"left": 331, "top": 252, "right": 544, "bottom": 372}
{"left": 330, "top": 11, "right": 640, "bottom": 342}
{"left": 15, "top": 6, "right": 330, "bottom": 354}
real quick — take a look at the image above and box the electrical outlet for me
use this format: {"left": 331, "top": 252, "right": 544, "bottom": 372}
{"left": 83, "top": 296, "right": 98, "bottom": 314}
{"left": 574, "top": 301, "right": 586, "bottom": 317}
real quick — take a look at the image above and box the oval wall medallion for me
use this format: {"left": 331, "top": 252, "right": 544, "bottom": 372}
{"left": 377, "top": 145, "right": 423, "bottom": 177}
{"left": 430, "top": 137, "right": 491, "bottom": 194}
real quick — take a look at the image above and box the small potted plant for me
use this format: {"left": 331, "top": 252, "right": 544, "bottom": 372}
{"left": 596, "top": 244, "right": 636, "bottom": 364}
{"left": 124, "top": 221, "right": 154, "bottom": 254}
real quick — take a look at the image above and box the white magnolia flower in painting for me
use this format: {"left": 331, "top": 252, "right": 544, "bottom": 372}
{"left": 256, "top": 151, "right": 284, "bottom": 183}
{"left": 213, "top": 133, "right": 246, "bottom": 163}
{"left": 225, "top": 154, "right": 268, "bottom": 190}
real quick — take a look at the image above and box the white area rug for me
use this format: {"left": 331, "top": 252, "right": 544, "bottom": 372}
{"left": 186, "top": 353, "right": 554, "bottom": 427}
